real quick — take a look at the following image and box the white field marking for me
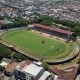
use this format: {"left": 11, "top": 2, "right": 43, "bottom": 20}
{"left": 51, "top": 45, "right": 55, "bottom": 51}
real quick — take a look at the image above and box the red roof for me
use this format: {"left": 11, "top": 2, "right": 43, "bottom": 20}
{"left": 32, "top": 23, "right": 74, "bottom": 35}
{"left": 49, "top": 65, "right": 79, "bottom": 80}
{"left": 6, "top": 62, "right": 18, "bottom": 73}
{"left": 19, "top": 61, "right": 31, "bottom": 70}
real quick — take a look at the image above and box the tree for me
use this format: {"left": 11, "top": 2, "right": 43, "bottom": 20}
{"left": 42, "top": 62, "right": 49, "bottom": 70}
{"left": 0, "top": 66, "right": 5, "bottom": 72}
{"left": 1, "top": 18, "right": 29, "bottom": 29}
{"left": 0, "top": 44, "right": 12, "bottom": 58}
{"left": 32, "top": 15, "right": 53, "bottom": 26}
{"left": 75, "top": 25, "right": 80, "bottom": 34}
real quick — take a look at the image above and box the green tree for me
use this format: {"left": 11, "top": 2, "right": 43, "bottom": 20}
{"left": 42, "top": 62, "right": 49, "bottom": 70}
{"left": 33, "top": 15, "right": 53, "bottom": 26}
{"left": 75, "top": 25, "right": 80, "bottom": 34}
{"left": 0, "top": 66, "right": 5, "bottom": 72}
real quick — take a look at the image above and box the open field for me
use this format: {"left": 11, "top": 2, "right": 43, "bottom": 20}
{"left": 1, "top": 29, "right": 73, "bottom": 60}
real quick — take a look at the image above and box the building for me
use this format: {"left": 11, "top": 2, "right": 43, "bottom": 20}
{"left": 31, "top": 23, "right": 75, "bottom": 40}
{"left": 0, "top": 58, "right": 18, "bottom": 79}
{"left": 5, "top": 61, "right": 18, "bottom": 76}
{"left": 14, "top": 60, "right": 51, "bottom": 80}
{"left": 0, "top": 20, "right": 5, "bottom": 25}
{"left": 0, "top": 58, "right": 53, "bottom": 80}
{"left": 0, "top": 58, "right": 12, "bottom": 68}
{"left": 49, "top": 65, "right": 79, "bottom": 80}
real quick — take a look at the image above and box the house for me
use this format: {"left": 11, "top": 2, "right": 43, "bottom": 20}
{"left": 0, "top": 58, "right": 12, "bottom": 68}
{"left": 5, "top": 61, "right": 18, "bottom": 76}
{"left": 0, "top": 58, "right": 18, "bottom": 77}
{"left": 14, "top": 60, "right": 51, "bottom": 80}
{"left": 0, "top": 58, "right": 58, "bottom": 80}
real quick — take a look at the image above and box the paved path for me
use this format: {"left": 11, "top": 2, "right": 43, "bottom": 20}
{"left": 76, "top": 75, "right": 80, "bottom": 80}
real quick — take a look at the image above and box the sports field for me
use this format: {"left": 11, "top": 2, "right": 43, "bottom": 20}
{"left": 1, "top": 30, "right": 72, "bottom": 59}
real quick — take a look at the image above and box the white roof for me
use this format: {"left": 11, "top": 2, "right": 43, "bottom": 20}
{"left": 39, "top": 71, "right": 51, "bottom": 80}
{"left": 22, "top": 63, "right": 43, "bottom": 76}
{"left": 33, "top": 61, "right": 42, "bottom": 66}
{"left": 0, "top": 62, "right": 8, "bottom": 67}
{"left": 28, "top": 25, "right": 34, "bottom": 28}
{"left": 54, "top": 75, "right": 58, "bottom": 80}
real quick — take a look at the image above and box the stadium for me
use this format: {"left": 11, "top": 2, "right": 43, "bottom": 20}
{"left": 1, "top": 24, "right": 79, "bottom": 63}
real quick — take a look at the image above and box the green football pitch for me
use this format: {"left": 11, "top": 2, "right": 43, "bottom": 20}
{"left": 1, "top": 30, "right": 72, "bottom": 58}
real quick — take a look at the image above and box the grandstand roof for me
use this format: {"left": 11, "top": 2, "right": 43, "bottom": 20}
{"left": 32, "top": 23, "right": 74, "bottom": 35}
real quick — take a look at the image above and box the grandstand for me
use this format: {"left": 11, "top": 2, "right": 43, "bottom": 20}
{"left": 30, "top": 23, "right": 75, "bottom": 40}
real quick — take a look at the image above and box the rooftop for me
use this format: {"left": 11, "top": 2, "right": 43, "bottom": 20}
{"left": 16, "top": 60, "right": 44, "bottom": 77}
{"left": 19, "top": 60, "right": 31, "bottom": 70}
{"left": 49, "top": 65, "right": 79, "bottom": 80}
{"left": 32, "top": 23, "right": 74, "bottom": 35}
{"left": 0, "top": 58, "right": 12, "bottom": 67}
{"left": 39, "top": 71, "right": 51, "bottom": 80}
{"left": 23, "top": 63, "right": 44, "bottom": 76}
{"left": 5, "top": 61, "right": 18, "bottom": 73}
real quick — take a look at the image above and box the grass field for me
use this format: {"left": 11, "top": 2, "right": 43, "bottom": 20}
{"left": 1, "top": 30, "right": 72, "bottom": 58}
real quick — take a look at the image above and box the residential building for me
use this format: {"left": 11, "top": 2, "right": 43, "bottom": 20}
{"left": 5, "top": 61, "right": 18, "bottom": 76}
{"left": 14, "top": 60, "right": 51, "bottom": 80}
